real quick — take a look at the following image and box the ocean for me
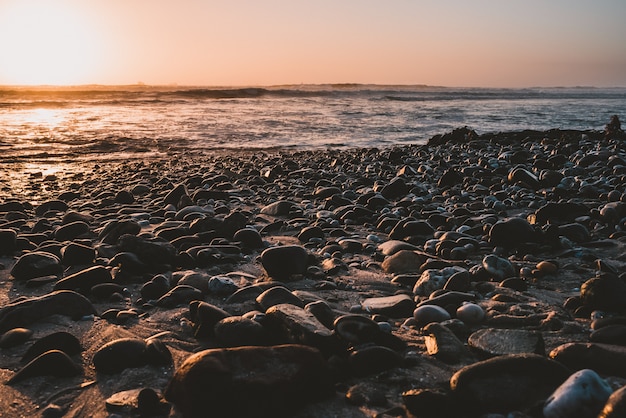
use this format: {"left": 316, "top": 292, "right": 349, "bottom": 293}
{"left": 1, "top": 85, "right": 625, "bottom": 160}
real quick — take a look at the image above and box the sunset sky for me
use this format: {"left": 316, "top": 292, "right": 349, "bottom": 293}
{"left": 0, "top": 0, "right": 624, "bottom": 87}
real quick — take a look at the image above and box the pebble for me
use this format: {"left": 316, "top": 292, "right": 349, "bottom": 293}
{"left": 381, "top": 250, "right": 426, "bottom": 274}
{"left": 456, "top": 302, "right": 485, "bottom": 325}
{"left": 93, "top": 338, "right": 172, "bottom": 374}
{"left": 164, "top": 344, "right": 333, "bottom": 417}
{"left": 260, "top": 245, "right": 309, "bottom": 280}
{"left": 21, "top": 331, "right": 82, "bottom": 363}
{"left": 412, "top": 305, "right": 451, "bottom": 328}
{"left": 10, "top": 251, "right": 63, "bottom": 281}
{"left": 0, "top": 327, "right": 33, "bottom": 348}
{"left": 599, "top": 384, "right": 626, "bottom": 418}
{"left": 543, "top": 369, "right": 613, "bottom": 418}
{"left": 361, "top": 294, "right": 415, "bottom": 318}
{"left": 8, "top": 349, "right": 82, "bottom": 384}
{"left": 468, "top": 328, "right": 544, "bottom": 357}
{"left": 550, "top": 342, "right": 626, "bottom": 377}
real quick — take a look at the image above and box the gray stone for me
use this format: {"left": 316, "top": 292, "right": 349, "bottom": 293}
{"left": 468, "top": 328, "right": 545, "bottom": 357}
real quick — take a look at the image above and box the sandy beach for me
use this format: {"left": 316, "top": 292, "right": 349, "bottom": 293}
{"left": 1, "top": 126, "right": 626, "bottom": 418}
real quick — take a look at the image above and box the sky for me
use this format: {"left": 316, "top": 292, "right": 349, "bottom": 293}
{"left": 0, "top": 0, "right": 625, "bottom": 87}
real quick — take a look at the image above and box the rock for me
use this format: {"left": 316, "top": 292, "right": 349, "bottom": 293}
{"left": 389, "top": 220, "right": 434, "bottom": 240}
{"left": 0, "top": 290, "right": 96, "bottom": 333}
{"left": 0, "top": 228, "right": 17, "bottom": 254}
{"left": 60, "top": 242, "right": 96, "bottom": 266}
{"left": 140, "top": 274, "right": 171, "bottom": 301}
{"left": 164, "top": 344, "right": 333, "bottom": 418}
{"left": 260, "top": 200, "right": 297, "bottom": 216}
{"left": 99, "top": 219, "right": 141, "bottom": 244}
{"left": 260, "top": 245, "right": 309, "bottom": 281}
{"left": 543, "top": 369, "right": 613, "bottom": 418}
{"left": 208, "top": 275, "right": 239, "bottom": 295}
{"left": 534, "top": 202, "right": 589, "bottom": 224}
{"left": 377, "top": 240, "right": 419, "bottom": 256}
{"left": 232, "top": 228, "right": 263, "bottom": 248}
{"left": 0, "top": 327, "right": 33, "bottom": 348}
{"left": 304, "top": 300, "right": 335, "bottom": 329}
{"left": 590, "top": 324, "right": 626, "bottom": 345}
{"left": 456, "top": 302, "right": 485, "bottom": 325}
{"left": 7, "top": 350, "right": 82, "bottom": 385}
{"left": 382, "top": 250, "right": 426, "bottom": 274}
{"left": 188, "top": 301, "right": 231, "bottom": 339}
{"left": 489, "top": 217, "right": 537, "bottom": 247}
{"left": 380, "top": 177, "right": 409, "bottom": 199}
{"left": 549, "top": 342, "right": 626, "bottom": 377}
{"left": 264, "top": 304, "right": 336, "bottom": 354}
{"left": 361, "top": 294, "right": 415, "bottom": 318}
{"left": 508, "top": 167, "right": 540, "bottom": 189}
{"left": 482, "top": 254, "right": 516, "bottom": 281}
{"left": 599, "top": 385, "right": 626, "bottom": 418}
{"left": 21, "top": 331, "right": 82, "bottom": 363}
{"left": 54, "top": 220, "right": 90, "bottom": 241}
{"left": 163, "top": 183, "right": 188, "bottom": 206}
{"left": 35, "top": 200, "right": 68, "bottom": 217}
{"left": 93, "top": 338, "right": 171, "bottom": 374}
{"left": 348, "top": 345, "right": 403, "bottom": 376}
{"left": 256, "top": 286, "right": 305, "bottom": 311}
{"left": 558, "top": 223, "right": 590, "bottom": 243}
{"left": 468, "top": 328, "right": 545, "bottom": 357}
{"left": 581, "top": 276, "right": 626, "bottom": 312}
{"left": 450, "top": 354, "right": 570, "bottom": 414}
{"left": 413, "top": 267, "right": 465, "bottom": 296}
{"left": 10, "top": 251, "right": 63, "bottom": 281}
{"left": 403, "top": 388, "right": 457, "bottom": 418}
{"left": 53, "top": 265, "right": 112, "bottom": 293}
{"left": 214, "top": 316, "right": 269, "bottom": 347}
{"left": 297, "top": 226, "right": 325, "bottom": 243}
{"left": 156, "top": 285, "right": 203, "bottom": 308}
{"left": 413, "top": 305, "right": 451, "bottom": 328}
{"left": 105, "top": 388, "right": 170, "bottom": 416}
{"left": 423, "top": 322, "right": 470, "bottom": 363}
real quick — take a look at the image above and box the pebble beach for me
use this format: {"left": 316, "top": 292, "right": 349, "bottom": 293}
{"left": 1, "top": 122, "right": 626, "bottom": 417}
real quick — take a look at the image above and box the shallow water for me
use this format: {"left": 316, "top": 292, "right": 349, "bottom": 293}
{"left": 0, "top": 85, "right": 625, "bottom": 160}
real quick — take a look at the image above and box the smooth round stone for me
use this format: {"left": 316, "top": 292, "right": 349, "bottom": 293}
{"left": 260, "top": 245, "right": 309, "bottom": 281}
{"left": 60, "top": 242, "right": 96, "bottom": 266}
{"left": 333, "top": 314, "right": 381, "bottom": 345}
{"left": 297, "top": 226, "right": 325, "bottom": 243}
{"left": 53, "top": 221, "right": 90, "bottom": 241}
{"left": 0, "top": 228, "right": 17, "bottom": 254}
{"left": 403, "top": 388, "right": 457, "bottom": 418}
{"left": 550, "top": 342, "right": 626, "bottom": 377}
{"left": 140, "top": 274, "right": 171, "bottom": 301}
{"left": 381, "top": 250, "right": 426, "bottom": 274}
{"left": 232, "top": 228, "right": 263, "bottom": 248}
{"left": 361, "top": 294, "right": 415, "bottom": 318}
{"left": 581, "top": 277, "right": 626, "bottom": 312}
{"left": 468, "top": 328, "right": 544, "bottom": 357}
{"left": 256, "top": 286, "right": 305, "bottom": 311}
{"left": 413, "top": 305, "right": 451, "bottom": 328}
{"left": 7, "top": 349, "right": 82, "bottom": 385}
{"left": 377, "top": 240, "right": 418, "bottom": 256}
{"left": 53, "top": 265, "right": 112, "bottom": 292}
{"left": 599, "top": 385, "right": 626, "bottom": 418}
{"left": 508, "top": 167, "right": 540, "bottom": 189}
{"left": 456, "top": 302, "right": 485, "bottom": 325}
{"left": 558, "top": 223, "right": 590, "bottom": 243}
{"left": 304, "top": 300, "right": 335, "bottom": 329}
{"left": 0, "top": 327, "right": 33, "bottom": 348}
{"left": 590, "top": 324, "right": 626, "bottom": 345}
{"left": 260, "top": 200, "right": 297, "bottom": 216}
{"left": 189, "top": 300, "right": 231, "bottom": 338}
{"left": 443, "top": 270, "right": 471, "bottom": 292}
{"left": 482, "top": 254, "right": 516, "bottom": 281}
{"left": 21, "top": 331, "right": 82, "bottom": 363}
{"left": 537, "top": 260, "right": 558, "bottom": 274}
{"left": 214, "top": 316, "right": 268, "bottom": 347}
{"left": 156, "top": 285, "right": 203, "bottom": 308}
{"left": 543, "top": 369, "right": 613, "bottom": 418}
{"left": 93, "top": 338, "right": 171, "bottom": 374}
{"left": 348, "top": 345, "right": 403, "bottom": 376}
{"left": 488, "top": 217, "right": 537, "bottom": 247}
{"left": 10, "top": 251, "right": 63, "bottom": 281}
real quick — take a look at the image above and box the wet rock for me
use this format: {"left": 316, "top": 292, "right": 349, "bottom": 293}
{"left": 543, "top": 369, "right": 612, "bottom": 418}
{"left": 361, "top": 294, "right": 414, "bottom": 318}
{"left": 0, "top": 290, "right": 96, "bottom": 333}
{"left": 260, "top": 245, "right": 309, "bottom": 281}
{"left": 164, "top": 344, "right": 333, "bottom": 418}
{"left": 550, "top": 342, "right": 626, "bottom": 377}
{"left": 450, "top": 354, "right": 570, "bottom": 414}
{"left": 11, "top": 251, "right": 63, "bottom": 281}
{"left": 468, "top": 328, "right": 545, "bottom": 357}
{"left": 7, "top": 349, "right": 82, "bottom": 385}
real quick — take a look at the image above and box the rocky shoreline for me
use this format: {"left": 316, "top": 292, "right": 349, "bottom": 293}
{"left": 1, "top": 124, "right": 626, "bottom": 417}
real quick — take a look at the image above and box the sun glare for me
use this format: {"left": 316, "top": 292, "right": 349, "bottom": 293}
{"left": 0, "top": 1, "right": 103, "bottom": 85}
